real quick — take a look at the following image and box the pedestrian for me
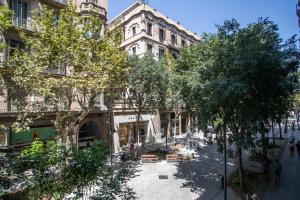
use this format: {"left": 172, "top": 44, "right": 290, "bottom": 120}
{"left": 291, "top": 121, "right": 295, "bottom": 132}
{"left": 266, "top": 135, "right": 270, "bottom": 145}
{"left": 290, "top": 134, "right": 295, "bottom": 144}
{"left": 296, "top": 141, "right": 300, "bottom": 156}
{"left": 129, "top": 140, "right": 134, "bottom": 151}
{"left": 274, "top": 159, "right": 282, "bottom": 182}
{"left": 289, "top": 141, "right": 294, "bottom": 156}
{"left": 250, "top": 193, "right": 259, "bottom": 200}
{"left": 262, "top": 159, "right": 269, "bottom": 180}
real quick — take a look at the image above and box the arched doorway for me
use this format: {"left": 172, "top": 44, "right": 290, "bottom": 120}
{"left": 78, "top": 121, "right": 101, "bottom": 148}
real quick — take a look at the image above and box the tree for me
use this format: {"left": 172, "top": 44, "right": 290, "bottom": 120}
{"left": 0, "top": 5, "right": 12, "bottom": 49}
{"left": 175, "top": 18, "right": 299, "bottom": 194}
{"left": 1, "top": 2, "right": 131, "bottom": 199}
{"left": 126, "top": 54, "right": 168, "bottom": 146}
{"left": 293, "top": 92, "right": 300, "bottom": 129}
{"left": 4, "top": 2, "right": 126, "bottom": 144}
{"left": 0, "top": 139, "right": 136, "bottom": 200}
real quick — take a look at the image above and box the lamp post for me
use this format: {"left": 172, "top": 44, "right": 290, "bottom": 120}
{"left": 223, "top": 124, "right": 227, "bottom": 200}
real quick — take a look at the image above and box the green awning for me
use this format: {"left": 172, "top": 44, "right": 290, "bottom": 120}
{"left": 11, "top": 127, "right": 57, "bottom": 145}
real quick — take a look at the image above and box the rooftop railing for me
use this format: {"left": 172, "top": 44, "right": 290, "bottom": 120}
{"left": 80, "top": 2, "right": 107, "bottom": 16}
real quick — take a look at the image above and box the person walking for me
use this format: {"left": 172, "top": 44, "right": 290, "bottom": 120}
{"left": 290, "top": 134, "right": 295, "bottom": 144}
{"left": 274, "top": 159, "right": 282, "bottom": 182}
{"left": 289, "top": 141, "right": 294, "bottom": 156}
{"left": 250, "top": 193, "right": 259, "bottom": 200}
{"left": 262, "top": 159, "right": 269, "bottom": 180}
{"left": 296, "top": 141, "right": 300, "bottom": 156}
{"left": 291, "top": 121, "right": 296, "bottom": 132}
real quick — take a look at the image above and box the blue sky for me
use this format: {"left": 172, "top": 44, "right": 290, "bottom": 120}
{"left": 108, "top": 0, "right": 298, "bottom": 40}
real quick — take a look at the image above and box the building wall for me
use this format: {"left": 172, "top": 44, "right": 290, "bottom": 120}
{"left": 0, "top": 0, "right": 109, "bottom": 149}
{"left": 114, "top": 4, "right": 200, "bottom": 61}
{"left": 109, "top": 2, "right": 200, "bottom": 152}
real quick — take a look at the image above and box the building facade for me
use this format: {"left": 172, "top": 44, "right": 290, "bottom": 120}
{"left": 0, "top": 0, "right": 109, "bottom": 149}
{"left": 109, "top": 1, "right": 201, "bottom": 152}
{"left": 297, "top": 0, "right": 300, "bottom": 25}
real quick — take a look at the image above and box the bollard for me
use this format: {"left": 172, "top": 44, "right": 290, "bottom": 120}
{"left": 120, "top": 152, "right": 126, "bottom": 162}
{"left": 220, "top": 175, "right": 224, "bottom": 189}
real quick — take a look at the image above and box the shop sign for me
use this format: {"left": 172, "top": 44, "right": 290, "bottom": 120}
{"left": 10, "top": 127, "right": 57, "bottom": 145}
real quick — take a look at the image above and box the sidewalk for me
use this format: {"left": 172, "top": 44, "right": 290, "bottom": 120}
{"left": 261, "top": 128, "right": 300, "bottom": 200}
{"left": 126, "top": 141, "right": 240, "bottom": 200}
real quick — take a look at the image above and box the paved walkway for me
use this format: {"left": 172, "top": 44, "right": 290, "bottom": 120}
{"left": 127, "top": 143, "right": 239, "bottom": 200}
{"left": 262, "top": 132, "right": 300, "bottom": 200}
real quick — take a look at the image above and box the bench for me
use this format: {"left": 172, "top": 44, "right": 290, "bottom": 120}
{"left": 166, "top": 154, "right": 182, "bottom": 162}
{"left": 141, "top": 154, "right": 158, "bottom": 163}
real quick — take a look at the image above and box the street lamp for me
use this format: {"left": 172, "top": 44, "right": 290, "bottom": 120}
{"left": 223, "top": 124, "right": 227, "bottom": 200}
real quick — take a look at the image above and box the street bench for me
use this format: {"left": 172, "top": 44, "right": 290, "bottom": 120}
{"left": 166, "top": 154, "right": 182, "bottom": 162}
{"left": 141, "top": 154, "right": 158, "bottom": 163}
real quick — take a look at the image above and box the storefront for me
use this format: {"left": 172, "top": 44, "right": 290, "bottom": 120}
{"left": 119, "top": 121, "right": 148, "bottom": 146}
{"left": 10, "top": 126, "right": 57, "bottom": 145}
{"left": 113, "top": 113, "right": 161, "bottom": 152}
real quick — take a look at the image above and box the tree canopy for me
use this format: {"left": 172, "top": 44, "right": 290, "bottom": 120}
{"left": 3, "top": 3, "right": 126, "bottom": 141}
{"left": 175, "top": 18, "right": 299, "bottom": 193}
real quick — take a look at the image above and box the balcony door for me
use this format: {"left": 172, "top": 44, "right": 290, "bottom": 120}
{"left": 9, "top": 0, "right": 28, "bottom": 27}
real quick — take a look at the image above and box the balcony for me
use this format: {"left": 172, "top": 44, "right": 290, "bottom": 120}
{"left": 0, "top": 100, "right": 66, "bottom": 113}
{"left": 40, "top": 0, "right": 66, "bottom": 8}
{"left": 167, "top": 40, "right": 179, "bottom": 49}
{"left": 44, "top": 66, "right": 66, "bottom": 76}
{"left": 11, "top": 15, "right": 34, "bottom": 32}
{"left": 80, "top": 2, "right": 107, "bottom": 17}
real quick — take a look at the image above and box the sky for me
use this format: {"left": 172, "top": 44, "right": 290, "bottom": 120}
{"left": 108, "top": 0, "right": 298, "bottom": 40}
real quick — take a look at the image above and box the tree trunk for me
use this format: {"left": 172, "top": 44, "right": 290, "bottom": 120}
{"left": 278, "top": 119, "right": 282, "bottom": 139}
{"left": 165, "top": 111, "right": 170, "bottom": 150}
{"left": 271, "top": 120, "right": 275, "bottom": 145}
{"left": 167, "top": 112, "right": 172, "bottom": 137}
{"left": 136, "top": 111, "right": 141, "bottom": 145}
{"left": 284, "top": 114, "right": 288, "bottom": 133}
{"left": 236, "top": 147, "right": 245, "bottom": 194}
{"left": 174, "top": 115, "right": 177, "bottom": 136}
{"left": 62, "top": 111, "right": 89, "bottom": 145}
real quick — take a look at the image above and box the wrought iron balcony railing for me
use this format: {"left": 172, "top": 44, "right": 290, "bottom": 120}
{"left": 11, "top": 15, "right": 34, "bottom": 32}
{"left": 44, "top": 66, "right": 66, "bottom": 76}
{"left": 0, "top": 100, "right": 66, "bottom": 113}
{"left": 80, "top": 2, "right": 107, "bottom": 17}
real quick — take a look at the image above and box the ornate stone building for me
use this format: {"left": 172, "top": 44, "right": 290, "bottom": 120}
{"left": 0, "top": 0, "right": 109, "bottom": 149}
{"left": 109, "top": 1, "right": 201, "bottom": 152}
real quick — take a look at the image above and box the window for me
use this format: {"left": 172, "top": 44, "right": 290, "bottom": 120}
{"left": 159, "top": 48, "right": 165, "bottom": 59}
{"left": 132, "top": 47, "right": 136, "bottom": 55}
{"left": 181, "top": 40, "right": 186, "bottom": 47}
{"left": 171, "top": 34, "right": 177, "bottom": 45}
{"left": 9, "top": 0, "right": 27, "bottom": 19}
{"left": 53, "top": 14, "right": 59, "bottom": 27}
{"left": 147, "top": 22, "right": 152, "bottom": 36}
{"left": 5, "top": 38, "right": 24, "bottom": 60}
{"left": 147, "top": 44, "right": 153, "bottom": 54}
{"left": 132, "top": 26, "right": 136, "bottom": 36}
{"left": 159, "top": 28, "right": 165, "bottom": 42}
{"left": 9, "top": 0, "right": 28, "bottom": 27}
